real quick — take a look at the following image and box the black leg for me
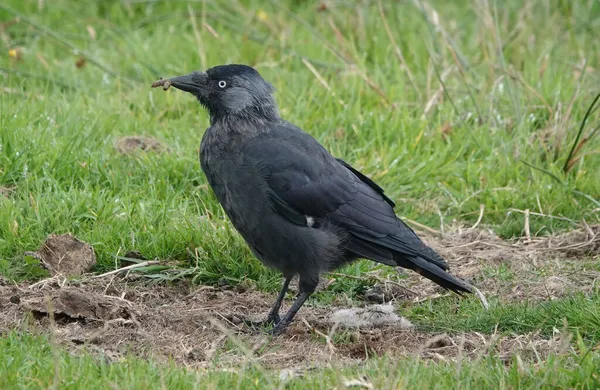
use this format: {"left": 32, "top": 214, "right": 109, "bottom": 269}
{"left": 269, "top": 291, "right": 311, "bottom": 335}
{"left": 264, "top": 276, "right": 292, "bottom": 323}
{"left": 243, "top": 277, "right": 292, "bottom": 328}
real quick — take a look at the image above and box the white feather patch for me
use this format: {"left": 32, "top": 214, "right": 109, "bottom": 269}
{"left": 306, "top": 216, "right": 315, "bottom": 227}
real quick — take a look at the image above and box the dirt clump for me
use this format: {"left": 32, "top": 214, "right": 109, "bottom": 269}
{"left": 27, "top": 233, "right": 96, "bottom": 277}
{"left": 21, "top": 287, "right": 136, "bottom": 323}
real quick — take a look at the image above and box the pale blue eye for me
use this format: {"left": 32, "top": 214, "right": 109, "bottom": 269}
{"left": 218, "top": 80, "right": 227, "bottom": 88}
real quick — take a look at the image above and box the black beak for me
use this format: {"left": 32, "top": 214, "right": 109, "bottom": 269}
{"left": 168, "top": 72, "right": 207, "bottom": 94}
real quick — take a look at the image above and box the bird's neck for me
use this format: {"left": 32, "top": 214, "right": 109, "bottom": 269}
{"left": 209, "top": 99, "right": 280, "bottom": 127}
{"left": 201, "top": 115, "right": 277, "bottom": 160}
{"left": 208, "top": 112, "right": 281, "bottom": 135}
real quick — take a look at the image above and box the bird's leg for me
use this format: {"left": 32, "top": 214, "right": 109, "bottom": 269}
{"left": 264, "top": 276, "right": 292, "bottom": 324}
{"left": 244, "top": 277, "right": 291, "bottom": 328}
{"left": 268, "top": 291, "right": 311, "bottom": 335}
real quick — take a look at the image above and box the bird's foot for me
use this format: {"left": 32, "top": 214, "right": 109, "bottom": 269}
{"left": 266, "top": 319, "right": 290, "bottom": 336}
{"left": 241, "top": 315, "right": 290, "bottom": 336}
{"left": 242, "top": 313, "right": 281, "bottom": 330}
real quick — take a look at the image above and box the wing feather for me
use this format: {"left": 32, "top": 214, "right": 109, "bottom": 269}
{"left": 241, "top": 122, "right": 448, "bottom": 269}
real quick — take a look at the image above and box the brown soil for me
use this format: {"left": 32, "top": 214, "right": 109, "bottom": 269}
{"left": 27, "top": 233, "right": 96, "bottom": 277}
{"left": 0, "top": 279, "right": 574, "bottom": 370}
{"left": 0, "top": 225, "right": 597, "bottom": 370}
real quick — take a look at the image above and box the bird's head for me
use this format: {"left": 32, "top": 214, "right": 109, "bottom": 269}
{"left": 159, "top": 64, "right": 279, "bottom": 123}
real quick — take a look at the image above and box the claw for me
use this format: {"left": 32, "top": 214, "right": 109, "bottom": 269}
{"left": 267, "top": 319, "right": 290, "bottom": 335}
{"left": 242, "top": 314, "right": 281, "bottom": 329}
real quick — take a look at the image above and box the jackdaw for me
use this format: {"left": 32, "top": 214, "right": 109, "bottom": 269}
{"left": 152, "top": 64, "right": 472, "bottom": 335}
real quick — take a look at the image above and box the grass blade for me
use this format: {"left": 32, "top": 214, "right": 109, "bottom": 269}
{"left": 563, "top": 91, "right": 600, "bottom": 173}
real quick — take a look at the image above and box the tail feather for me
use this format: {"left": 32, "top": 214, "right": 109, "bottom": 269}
{"left": 345, "top": 236, "right": 473, "bottom": 295}
{"left": 397, "top": 255, "right": 472, "bottom": 294}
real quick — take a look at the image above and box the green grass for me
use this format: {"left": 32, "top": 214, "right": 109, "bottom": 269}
{"left": 405, "top": 292, "right": 600, "bottom": 343}
{"left": 1, "top": 331, "right": 599, "bottom": 390}
{"left": 1, "top": 0, "right": 600, "bottom": 387}
{"left": 1, "top": 0, "right": 599, "bottom": 279}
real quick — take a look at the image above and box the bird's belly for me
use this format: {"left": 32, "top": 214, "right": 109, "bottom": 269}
{"left": 219, "top": 193, "right": 319, "bottom": 274}
{"left": 208, "top": 176, "right": 284, "bottom": 263}
{"left": 201, "top": 159, "right": 342, "bottom": 276}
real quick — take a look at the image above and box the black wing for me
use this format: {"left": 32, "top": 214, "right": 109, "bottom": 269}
{"left": 241, "top": 122, "right": 448, "bottom": 270}
{"left": 335, "top": 158, "right": 396, "bottom": 209}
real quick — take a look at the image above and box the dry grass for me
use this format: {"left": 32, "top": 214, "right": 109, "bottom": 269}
{"left": 399, "top": 223, "right": 600, "bottom": 302}
{"left": 1, "top": 225, "right": 597, "bottom": 371}
{"left": 0, "top": 186, "right": 15, "bottom": 198}
{"left": 0, "top": 276, "right": 573, "bottom": 371}
{"left": 114, "top": 135, "right": 168, "bottom": 155}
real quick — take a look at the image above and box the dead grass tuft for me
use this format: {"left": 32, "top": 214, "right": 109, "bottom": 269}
{"left": 0, "top": 186, "right": 15, "bottom": 197}
{"left": 403, "top": 224, "right": 600, "bottom": 302}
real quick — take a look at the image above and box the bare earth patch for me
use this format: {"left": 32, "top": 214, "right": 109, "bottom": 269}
{"left": 0, "top": 278, "right": 574, "bottom": 371}
{"left": 395, "top": 224, "right": 600, "bottom": 303}
{"left": 114, "top": 135, "right": 168, "bottom": 154}
{"left": 0, "top": 225, "right": 597, "bottom": 370}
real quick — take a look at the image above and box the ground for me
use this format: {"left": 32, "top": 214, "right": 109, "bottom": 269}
{"left": 1, "top": 225, "right": 598, "bottom": 377}
{"left": 1, "top": 0, "right": 600, "bottom": 388}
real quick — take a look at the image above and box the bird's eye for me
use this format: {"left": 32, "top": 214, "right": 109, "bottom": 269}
{"left": 218, "top": 80, "right": 227, "bottom": 88}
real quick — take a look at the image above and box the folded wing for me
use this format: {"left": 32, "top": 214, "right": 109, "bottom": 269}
{"left": 241, "top": 123, "right": 449, "bottom": 271}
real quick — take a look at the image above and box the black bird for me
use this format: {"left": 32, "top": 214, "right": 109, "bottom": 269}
{"left": 152, "top": 64, "right": 472, "bottom": 334}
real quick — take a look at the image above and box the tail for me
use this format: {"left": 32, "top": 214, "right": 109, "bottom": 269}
{"left": 396, "top": 255, "right": 472, "bottom": 294}
{"left": 346, "top": 238, "right": 472, "bottom": 294}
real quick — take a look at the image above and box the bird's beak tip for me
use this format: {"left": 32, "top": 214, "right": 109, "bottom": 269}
{"left": 152, "top": 72, "right": 206, "bottom": 94}
{"left": 151, "top": 78, "right": 172, "bottom": 91}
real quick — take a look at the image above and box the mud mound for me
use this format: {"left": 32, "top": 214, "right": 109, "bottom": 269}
{"left": 28, "top": 233, "right": 96, "bottom": 277}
